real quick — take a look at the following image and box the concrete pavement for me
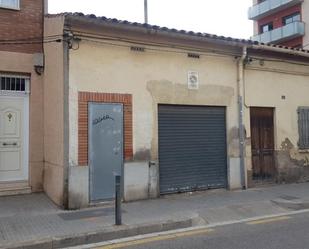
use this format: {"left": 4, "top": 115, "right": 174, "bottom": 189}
{"left": 1, "top": 183, "right": 309, "bottom": 248}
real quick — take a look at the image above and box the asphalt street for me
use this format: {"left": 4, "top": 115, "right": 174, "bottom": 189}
{"left": 94, "top": 211, "right": 309, "bottom": 249}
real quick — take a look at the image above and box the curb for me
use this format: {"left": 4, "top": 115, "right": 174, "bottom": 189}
{"left": 68, "top": 208, "right": 309, "bottom": 249}
{"left": 272, "top": 198, "right": 309, "bottom": 210}
{"left": 4, "top": 217, "right": 199, "bottom": 249}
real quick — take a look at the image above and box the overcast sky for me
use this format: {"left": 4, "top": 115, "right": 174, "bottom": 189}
{"left": 49, "top": 0, "right": 253, "bottom": 39}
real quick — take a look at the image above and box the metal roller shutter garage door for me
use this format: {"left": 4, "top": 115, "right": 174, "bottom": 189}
{"left": 158, "top": 105, "right": 227, "bottom": 194}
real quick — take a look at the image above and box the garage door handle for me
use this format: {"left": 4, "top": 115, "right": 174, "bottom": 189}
{"left": 2, "top": 142, "right": 17, "bottom": 146}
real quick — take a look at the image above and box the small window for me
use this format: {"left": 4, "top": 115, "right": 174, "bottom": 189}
{"left": 0, "top": 0, "right": 19, "bottom": 9}
{"left": 283, "top": 12, "right": 301, "bottom": 25}
{"left": 0, "top": 76, "right": 29, "bottom": 93}
{"left": 298, "top": 107, "right": 309, "bottom": 149}
{"left": 260, "top": 23, "right": 273, "bottom": 33}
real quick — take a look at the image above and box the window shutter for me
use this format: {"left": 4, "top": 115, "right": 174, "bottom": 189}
{"left": 298, "top": 107, "right": 309, "bottom": 149}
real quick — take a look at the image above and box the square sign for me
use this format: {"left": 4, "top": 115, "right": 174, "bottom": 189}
{"left": 188, "top": 71, "right": 199, "bottom": 90}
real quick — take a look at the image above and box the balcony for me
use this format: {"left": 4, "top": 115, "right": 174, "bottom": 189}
{"left": 248, "top": 0, "right": 303, "bottom": 20}
{"left": 251, "top": 21, "right": 305, "bottom": 44}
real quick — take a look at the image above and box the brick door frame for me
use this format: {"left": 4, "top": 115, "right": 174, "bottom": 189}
{"left": 78, "top": 92, "right": 133, "bottom": 166}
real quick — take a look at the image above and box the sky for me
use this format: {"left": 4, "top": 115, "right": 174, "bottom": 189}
{"left": 48, "top": 0, "right": 253, "bottom": 39}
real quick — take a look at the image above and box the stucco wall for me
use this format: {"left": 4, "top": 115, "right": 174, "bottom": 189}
{"left": 68, "top": 39, "right": 242, "bottom": 206}
{"left": 43, "top": 16, "right": 66, "bottom": 206}
{"left": 0, "top": 51, "right": 44, "bottom": 191}
{"left": 244, "top": 59, "right": 309, "bottom": 183}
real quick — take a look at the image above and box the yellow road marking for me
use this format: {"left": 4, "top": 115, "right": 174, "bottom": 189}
{"left": 247, "top": 216, "right": 291, "bottom": 225}
{"left": 96, "top": 228, "right": 214, "bottom": 249}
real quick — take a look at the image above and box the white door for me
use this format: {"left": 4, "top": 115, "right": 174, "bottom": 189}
{"left": 0, "top": 95, "right": 29, "bottom": 182}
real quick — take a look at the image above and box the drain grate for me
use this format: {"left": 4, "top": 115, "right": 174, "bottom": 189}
{"left": 58, "top": 207, "right": 126, "bottom": 221}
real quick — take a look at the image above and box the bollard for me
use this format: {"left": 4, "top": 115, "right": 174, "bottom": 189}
{"left": 115, "top": 175, "right": 122, "bottom": 225}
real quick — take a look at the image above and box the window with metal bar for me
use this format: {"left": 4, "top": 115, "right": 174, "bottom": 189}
{"left": 298, "top": 107, "right": 309, "bottom": 149}
{"left": 0, "top": 76, "right": 28, "bottom": 92}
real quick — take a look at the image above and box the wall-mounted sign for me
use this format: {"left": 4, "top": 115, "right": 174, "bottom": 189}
{"left": 188, "top": 71, "right": 199, "bottom": 90}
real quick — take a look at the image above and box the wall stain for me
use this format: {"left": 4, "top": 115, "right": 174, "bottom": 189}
{"left": 134, "top": 148, "right": 151, "bottom": 161}
{"left": 228, "top": 127, "right": 239, "bottom": 157}
{"left": 276, "top": 138, "right": 309, "bottom": 183}
{"left": 280, "top": 138, "right": 294, "bottom": 151}
{"left": 146, "top": 79, "right": 235, "bottom": 160}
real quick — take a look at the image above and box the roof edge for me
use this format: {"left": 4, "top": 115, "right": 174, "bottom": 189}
{"left": 45, "top": 12, "right": 309, "bottom": 59}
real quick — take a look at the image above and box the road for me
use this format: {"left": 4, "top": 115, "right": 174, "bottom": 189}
{"left": 92, "top": 211, "right": 309, "bottom": 249}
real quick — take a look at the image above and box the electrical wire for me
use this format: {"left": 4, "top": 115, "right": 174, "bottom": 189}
{"left": 77, "top": 36, "right": 241, "bottom": 59}
{"left": 0, "top": 40, "right": 62, "bottom": 45}
{"left": 76, "top": 36, "right": 309, "bottom": 67}
{"left": 0, "top": 34, "right": 63, "bottom": 43}
{"left": 2, "top": 31, "right": 309, "bottom": 68}
{"left": 249, "top": 56, "right": 309, "bottom": 67}
{"left": 0, "top": 34, "right": 66, "bottom": 45}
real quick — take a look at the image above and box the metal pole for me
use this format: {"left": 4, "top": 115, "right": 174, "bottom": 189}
{"left": 115, "top": 175, "right": 122, "bottom": 225}
{"left": 144, "top": 0, "right": 148, "bottom": 24}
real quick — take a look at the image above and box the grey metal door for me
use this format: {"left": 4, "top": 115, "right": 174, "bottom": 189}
{"left": 158, "top": 105, "right": 227, "bottom": 194}
{"left": 89, "top": 103, "right": 123, "bottom": 202}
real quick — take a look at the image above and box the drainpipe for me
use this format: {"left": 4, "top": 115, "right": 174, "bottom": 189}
{"left": 144, "top": 0, "right": 148, "bottom": 24}
{"left": 63, "top": 34, "right": 70, "bottom": 209}
{"left": 238, "top": 46, "right": 247, "bottom": 189}
{"left": 44, "top": 0, "right": 48, "bottom": 14}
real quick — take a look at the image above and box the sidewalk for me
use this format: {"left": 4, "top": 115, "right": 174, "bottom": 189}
{"left": 1, "top": 182, "right": 309, "bottom": 249}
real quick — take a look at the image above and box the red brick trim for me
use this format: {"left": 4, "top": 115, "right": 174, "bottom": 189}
{"left": 78, "top": 92, "right": 133, "bottom": 166}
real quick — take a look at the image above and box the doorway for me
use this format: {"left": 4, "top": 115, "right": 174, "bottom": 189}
{"left": 250, "top": 107, "right": 275, "bottom": 182}
{"left": 0, "top": 76, "right": 30, "bottom": 184}
{"left": 88, "top": 103, "right": 123, "bottom": 202}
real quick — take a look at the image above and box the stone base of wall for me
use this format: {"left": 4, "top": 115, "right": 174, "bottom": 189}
{"left": 43, "top": 163, "right": 64, "bottom": 207}
{"left": 247, "top": 170, "right": 254, "bottom": 188}
{"left": 68, "top": 166, "right": 89, "bottom": 209}
{"left": 247, "top": 151, "right": 309, "bottom": 188}
{"left": 276, "top": 151, "right": 309, "bottom": 184}
{"left": 67, "top": 161, "right": 156, "bottom": 209}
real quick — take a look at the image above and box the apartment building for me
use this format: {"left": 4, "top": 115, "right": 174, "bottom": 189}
{"left": 249, "top": 0, "right": 309, "bottom": 48}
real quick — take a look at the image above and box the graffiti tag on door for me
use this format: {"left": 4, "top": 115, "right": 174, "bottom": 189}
{"left": 93, "top": 115, "right": 115, "bottom": 126}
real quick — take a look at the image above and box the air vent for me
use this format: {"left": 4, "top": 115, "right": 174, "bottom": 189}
{"left": 188, "top": 53, "right": 200, "bottom": 59}
{"left": 130, "top": 46, "right": 145, "bottom": 52}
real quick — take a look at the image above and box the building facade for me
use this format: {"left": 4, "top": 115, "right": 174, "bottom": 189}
{"left": 1, "top": 2, "right": 309, "bottom": 209}
{"left": 249, "top": 0, "right": 309, "bottom": 48}
{"left": 43, "top": 13, "right": 309, "bottom": 209}
{"left": 0, "top": 0, "right": 46, "bottom": 195}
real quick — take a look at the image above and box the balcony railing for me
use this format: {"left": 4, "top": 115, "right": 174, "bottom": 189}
{"left": 251, "top": 21, "right": 305, "bottom": 44}
{"left": 248, "top": 0, "right": 303, "bottom": 20}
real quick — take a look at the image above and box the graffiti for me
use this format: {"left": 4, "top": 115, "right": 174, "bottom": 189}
{"left": 93, "top": 115, "right": 114, "bottom": 125}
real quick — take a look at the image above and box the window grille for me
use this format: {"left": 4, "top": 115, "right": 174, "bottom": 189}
{"left": 0, "top": 76, "right": 29, "bottom": 93}
{"left": 298, "top": 107, "right": 309, "bottom": 149}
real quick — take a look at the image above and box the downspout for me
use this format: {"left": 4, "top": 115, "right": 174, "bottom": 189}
{"left": 63, "top": 34, "right": 70, "bottom": 209}
{"left": 238, "top": 46, "right": 247, "bottom": 189}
